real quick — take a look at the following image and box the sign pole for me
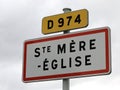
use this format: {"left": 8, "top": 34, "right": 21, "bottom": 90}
{"left": 63, "top": 8, "right": 71, "bottom": 34}
{"left": 63, "top": 79, "right": 69, "bottom": 90}
{"left": 63, "top": 8, "right": 72, "bottom": 90}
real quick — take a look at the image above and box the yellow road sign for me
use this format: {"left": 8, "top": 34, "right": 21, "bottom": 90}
{"left": 42, "top": 9, "right": 88, "bottom": 34}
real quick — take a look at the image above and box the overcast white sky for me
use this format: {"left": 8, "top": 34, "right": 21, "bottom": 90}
{"left": 0, "top": 0, "right": 120, "bottom": 90}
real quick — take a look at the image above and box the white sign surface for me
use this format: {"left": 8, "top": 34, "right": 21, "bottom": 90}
{"left": 23, "top": 27, "right": 111, "bottom": 82}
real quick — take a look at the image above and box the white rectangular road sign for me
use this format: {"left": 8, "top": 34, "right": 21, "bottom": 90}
{"left": 23, "top": 27, "right": 111, "bottom": 82}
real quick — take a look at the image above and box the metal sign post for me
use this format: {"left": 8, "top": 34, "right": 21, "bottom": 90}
{"left": 63, "top": 8, "right": 71, "bottom": 90}
{"left": 23, "top": 7, "right": 111, "bottom": 90}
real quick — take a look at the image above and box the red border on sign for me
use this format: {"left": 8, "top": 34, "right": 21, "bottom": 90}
{"left": 23, "top": 27, "right": 111, "bottom": 82}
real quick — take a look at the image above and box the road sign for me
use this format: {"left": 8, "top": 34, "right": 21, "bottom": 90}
{"left": 23, "top": 27, "right": 111, "bottom": 82}
{"left": 42, "top": 9, "right": 88, "bottom": 34}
